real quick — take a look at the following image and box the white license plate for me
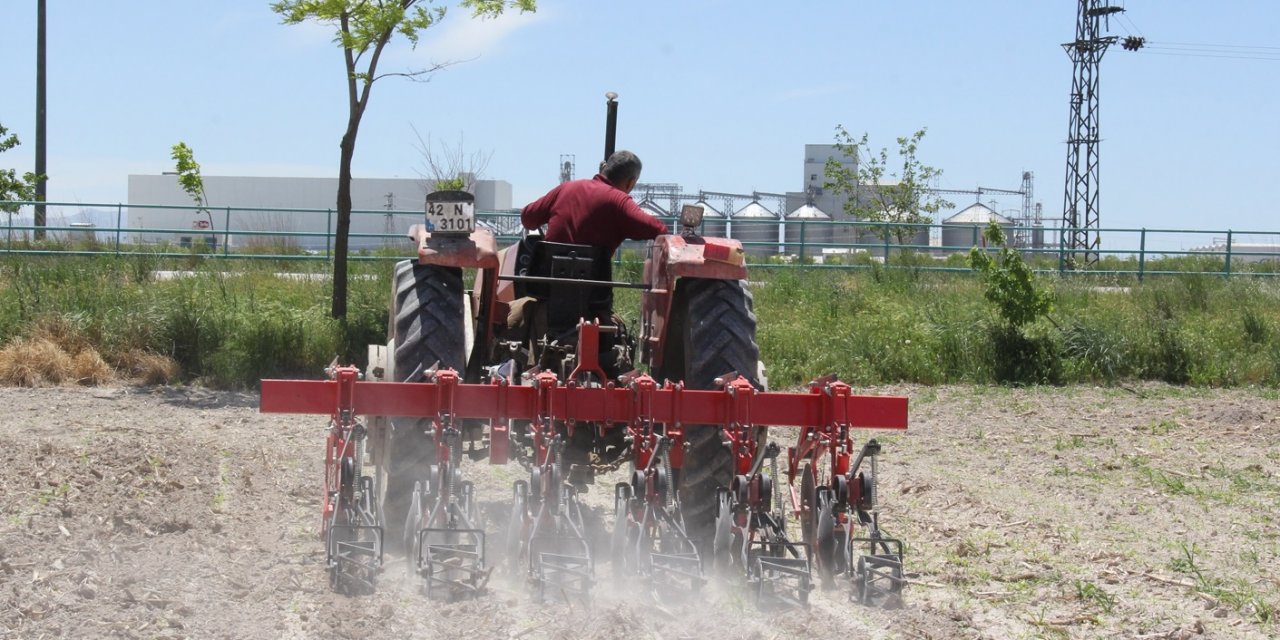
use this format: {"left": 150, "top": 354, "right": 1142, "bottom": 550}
{"left": 426, "top": 201, "right": 475, "bottom": 235}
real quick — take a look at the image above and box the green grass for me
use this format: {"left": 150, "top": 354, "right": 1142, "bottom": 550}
{"left": 0, "top": 254, "right": 388, "bottom": 387}
{"left": 3, "top": 253, "right": 1280, "bottom": 389}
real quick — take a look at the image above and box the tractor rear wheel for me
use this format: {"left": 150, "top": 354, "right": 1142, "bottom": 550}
{"left": 667, "top": 278, "right": 760, "bottom": 547}
{"left": 384, "top": 261, "right": 466, "bottom": 555}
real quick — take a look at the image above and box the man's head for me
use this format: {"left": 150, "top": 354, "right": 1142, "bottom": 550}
{"left": 601, "top": 150, "right": 642, "bottom": 194}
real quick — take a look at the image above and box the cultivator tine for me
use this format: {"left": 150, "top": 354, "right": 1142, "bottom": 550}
{"left": 751, "top": 552, "right": 812, "bottom": 609}
{"left": 645, "top": 508, "right": 705, "bottom": 594}
{"left": 327, "top": 522, "right": 383, "bottom": 595}
{"left": 649, "top": 552, "right": 704, "bottom": 591}
{"left": 418, "top": 522, "right": 488, "bottom": 601}
{"left": 850, "top": 534, "right": 905, "bottom": 608}
{"left": 742, "top": 509, "right": 813, "bottom": 609}
{"left": 523, "top": 473, "right": 594, "bottom": 602}
{"left": 533, "top": 551, "right": 593, "bottom": 602}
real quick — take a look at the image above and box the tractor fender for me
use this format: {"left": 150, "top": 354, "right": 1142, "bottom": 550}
{"left": 409, "top": 225, "right": 500, "bottom": 270}
{"left": 646, "top": 234, "right": 747, "bottom": 281}
{"left": 640, "top": 234, "right": 748, "bottom": 371}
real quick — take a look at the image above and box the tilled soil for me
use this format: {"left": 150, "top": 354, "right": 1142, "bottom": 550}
{"left": 1, "top": 384, "right": 1276, "bottom": 639}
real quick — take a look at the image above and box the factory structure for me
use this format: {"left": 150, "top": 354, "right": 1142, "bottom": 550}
{"left": 123, "top": 144, "right": 1042, "bottom": 259}
{"left": 622, "top": 144, "right": 1044, "bottom": 261}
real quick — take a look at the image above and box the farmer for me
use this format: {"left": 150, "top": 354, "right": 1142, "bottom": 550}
{"left": 520, "top": 150, "right": 667, "bottom": 253}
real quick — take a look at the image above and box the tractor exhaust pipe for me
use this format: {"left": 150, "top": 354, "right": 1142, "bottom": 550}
{"left": 603, "top": 91, "right": 618, "bottom": 164}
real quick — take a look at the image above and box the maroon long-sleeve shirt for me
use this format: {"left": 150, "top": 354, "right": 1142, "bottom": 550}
{"left": 521, "top": 174, "right": 668, "bottom": 253}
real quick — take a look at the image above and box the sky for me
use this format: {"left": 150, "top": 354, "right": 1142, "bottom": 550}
{"left": 2, "top": 0, "right": 1279, "bottom": 250}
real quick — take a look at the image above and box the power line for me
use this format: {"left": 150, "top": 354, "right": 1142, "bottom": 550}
{"left": 1149, "top": 40, "right": 1280, "bottom": 51}
{"left": 1139, "top": 51, "right": 1280, "bottom": 62}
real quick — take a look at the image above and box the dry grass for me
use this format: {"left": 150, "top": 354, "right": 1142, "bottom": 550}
{"left": 29, "top": 314, "right": 94, "bottom": 357}
{"left": 71, "top": 349, "right": 114, "bottom": 386}
{"left": 0, "top": 338, "right": 75, "bottom": 386}
{"left": 0, "top": 314, "right": 180, "bottom": 387}
{"left": 110, "top": 349, "right": 181, "bottom": 385}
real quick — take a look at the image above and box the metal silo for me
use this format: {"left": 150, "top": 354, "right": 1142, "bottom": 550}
{"left": 731, "top": 201, "right": 780, "bottom": 256}
{"left": 785, "top": 204, "right": 831, "bottom": 258}
{"left": 942, "top": 203, "right": 1012, "bottom": 253}
{"left": 692, "top": 200, "right": 727, "bottom": 238}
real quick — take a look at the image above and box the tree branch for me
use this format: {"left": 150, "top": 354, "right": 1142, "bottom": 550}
{"left": 372, "top": 59, "right": 464, "bottom": 83}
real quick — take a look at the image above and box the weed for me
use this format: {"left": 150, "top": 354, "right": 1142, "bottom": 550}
{"left": 1054, "top": 434, "right": 1086, "bottom": 451}
{"left": 1075, "top": 580, "right": 1116, "bottom": 614}
{"left": 38, "top": 482, "right": 71, "bottom": 505}
{"left": 212, "top": 451, "right": 231, "bottom": 513}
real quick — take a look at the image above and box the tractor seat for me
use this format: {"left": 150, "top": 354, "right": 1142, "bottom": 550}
{"left": 526, "top": 241, "right": 613, "bottom": 334}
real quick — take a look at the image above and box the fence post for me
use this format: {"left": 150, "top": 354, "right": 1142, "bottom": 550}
{"left": 1224, "top": 229, "right": 1233, "bottom": 277}
{"left": 883, "top": 225, "right": 890, "bottom": 265}
{"left": 223, "top": 206, "right": 231, "bottom": 257}
{"left": 1137, "top": 228, "right": 1146, "bottom": 283}
{"left": 1058, "top": 227, "right": 1066, "bottom": 275}
{"left": 799, "top": 219, "right": 807, "bottom": 263}
{"left": 115, "top": 203, "right": 123, "bottom": 255}
{"left": 326, "top": 209, "right": 333, "bottom": 260}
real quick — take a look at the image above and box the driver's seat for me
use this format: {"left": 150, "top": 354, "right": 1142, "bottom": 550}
{"left": 526, "top": 241, "right": 613, "bottom": 335}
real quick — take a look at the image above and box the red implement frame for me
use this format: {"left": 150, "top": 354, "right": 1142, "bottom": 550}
{"left": 263, "top": 362, "right": 906, "bottom": 469}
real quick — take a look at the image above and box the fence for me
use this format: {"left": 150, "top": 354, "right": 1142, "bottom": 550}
{"left": 3, "top": 200, "right": 1278, "bottom": 279}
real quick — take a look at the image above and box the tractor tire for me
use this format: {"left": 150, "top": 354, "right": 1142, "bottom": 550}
{"left": 669, "top": 278, "right": 760, "bottom": 547}
{"left": 384, "top": 261, "right": 466, "bottom": 556}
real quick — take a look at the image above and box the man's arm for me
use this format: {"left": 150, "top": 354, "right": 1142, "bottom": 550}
{"left": 615, "top": 192, "right": 669, "bottom": 240}
{"left": 521, "top": 185, "right": 560, "bottom": 230}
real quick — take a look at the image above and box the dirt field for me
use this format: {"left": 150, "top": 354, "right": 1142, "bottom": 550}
{"left": 1, "top": 384, "right": 1276, "bottom": 639}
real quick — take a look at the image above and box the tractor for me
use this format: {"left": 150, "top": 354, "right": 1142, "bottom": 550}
{"left": 260, "top": 97, "right": 908, "bottom": 607}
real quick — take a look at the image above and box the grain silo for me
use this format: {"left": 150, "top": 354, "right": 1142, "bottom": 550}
{"left": 942, "top": 202, "right": 1012, "bottom": 252}
{"left": 731, "top": 201, "right": 780, "bottom": 256}
{"left": 784, "top": 204, "right": 832, "bottom": 258}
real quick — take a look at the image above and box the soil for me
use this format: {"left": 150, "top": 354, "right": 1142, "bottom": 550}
{"left": 1, "top": 383, "right": 1277, "bottom": 639}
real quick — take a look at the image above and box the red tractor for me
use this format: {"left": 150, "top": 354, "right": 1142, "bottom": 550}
{"left": 261, "top": 100, "right": 908, "bottom": 606}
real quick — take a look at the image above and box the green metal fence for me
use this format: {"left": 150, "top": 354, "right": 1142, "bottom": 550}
{"left": 3, "top": 200, "right": 1278, "bottom": 279}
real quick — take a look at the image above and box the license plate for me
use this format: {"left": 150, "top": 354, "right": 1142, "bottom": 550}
{"left": 426, "top": 201, "right": 475, "bottom": 235}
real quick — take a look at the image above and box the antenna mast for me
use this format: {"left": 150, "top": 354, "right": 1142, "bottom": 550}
{"left": 1061, "top": 0, "right": 1124, "bottom": 267}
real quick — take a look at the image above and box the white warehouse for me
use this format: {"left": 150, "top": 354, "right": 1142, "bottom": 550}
{"left": 126, "top": 174, "right": 513, "bottom": 251}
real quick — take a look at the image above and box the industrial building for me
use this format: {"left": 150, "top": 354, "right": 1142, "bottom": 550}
{"left": 126, "top": 174, "right": 512, "bottom": 250}
{"left": 121, "top": 141, "right": 1037, "bottom": 257}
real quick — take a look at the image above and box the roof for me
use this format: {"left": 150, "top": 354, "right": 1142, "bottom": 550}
{"left": 734, "top": 201, "right": 777, "bottom": 219}
{"left": 637, "top": 198, "right": 667, "bottom": 217}
{"left": 786, "top": 204, "right": 830, "bottom": 220}
{"left": 691, "top": 200, "right": 724, "bottom": 218}
{"left": 943, "top": 202, "right": 1012, "bottom": 225}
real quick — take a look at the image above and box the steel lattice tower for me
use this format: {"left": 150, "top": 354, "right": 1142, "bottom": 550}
{"left": 1061, "top": 1, "right": 1123, "bottom": 267}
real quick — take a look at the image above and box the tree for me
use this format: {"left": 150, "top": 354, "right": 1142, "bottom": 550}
{"left": 171, "top": 142, "right": 216, "bottom": 237}
{"left": 271, "top": 0, "right": 536, "bottom": 319}
{"left": 968, "top": 221, "right": 1052, "bottom": 329}
{"left": 824, "top": 126, "right": 952, "bottom": 251}
{"left": 0, "top": 122, "right": 41, "bottom": 215}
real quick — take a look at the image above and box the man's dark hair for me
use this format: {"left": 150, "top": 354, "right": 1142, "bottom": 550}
{"left": 601, "top": 150, "right": 642, "bottom": 184}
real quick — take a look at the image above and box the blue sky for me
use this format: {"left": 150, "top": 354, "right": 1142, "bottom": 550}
{"left": 2, "top": 1, "right": 1278, "bottom": 247}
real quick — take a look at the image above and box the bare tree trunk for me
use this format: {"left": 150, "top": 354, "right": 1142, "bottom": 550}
{"left": 332, "top": 121, "right": 358, "bottom": 320}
